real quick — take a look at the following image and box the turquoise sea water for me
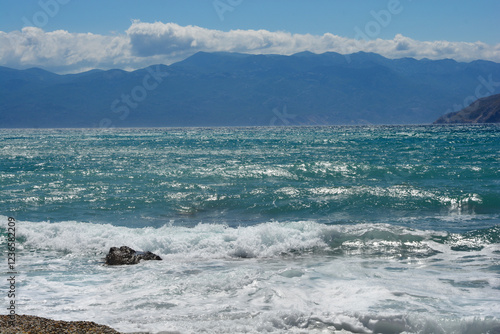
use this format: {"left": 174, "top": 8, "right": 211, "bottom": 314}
{"left": 1, "top": 125, "right": 500, "bottom": 333}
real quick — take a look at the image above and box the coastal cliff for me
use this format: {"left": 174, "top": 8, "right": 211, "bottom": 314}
{"left": 434, "top": 93, "right": 500, "bottom": 124}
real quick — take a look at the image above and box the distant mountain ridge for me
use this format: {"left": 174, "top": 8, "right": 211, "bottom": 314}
{"left": 1, "top": 51, "right": 500, "bottom": 128}
{"left": 434, "top": 93, "right": 500, "bottom": 124}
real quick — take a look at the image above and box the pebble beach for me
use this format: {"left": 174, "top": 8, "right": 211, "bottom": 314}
{"left": 0, "top": 315, "right": 121, "bottom": 334}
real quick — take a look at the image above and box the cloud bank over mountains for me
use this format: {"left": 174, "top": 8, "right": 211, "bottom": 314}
{"left": 1, "top": 21, "right": 499, "bottom": 73}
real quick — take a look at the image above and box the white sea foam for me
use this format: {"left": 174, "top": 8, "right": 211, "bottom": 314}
{"left": 2, "top": 217, "right": 498, "bottom": 333}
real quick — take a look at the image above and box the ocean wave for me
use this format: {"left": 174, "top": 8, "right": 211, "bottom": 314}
{"left": 3, "top": 217, "right": 498, "bottom": 261}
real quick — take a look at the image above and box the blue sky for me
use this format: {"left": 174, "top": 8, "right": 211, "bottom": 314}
{"left": 1, "top": 0, "right": 499, "bottom": 73}
{"left": 3, "top": 0, "right": 500, "bottom": 43}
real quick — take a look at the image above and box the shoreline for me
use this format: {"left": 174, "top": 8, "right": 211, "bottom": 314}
{"left": 0, "top": 314, "right": 123, "bottom": 334}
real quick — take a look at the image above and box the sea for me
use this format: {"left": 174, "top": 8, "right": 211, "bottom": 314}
{"left": 1, "top": 125, "right": 499, "bottom": 334}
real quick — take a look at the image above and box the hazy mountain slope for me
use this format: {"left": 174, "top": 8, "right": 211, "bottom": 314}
{"left": 434, "top": 93, "right": 500, "bottom": 124}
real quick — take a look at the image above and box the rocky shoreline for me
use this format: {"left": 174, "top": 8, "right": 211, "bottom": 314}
{"left": 0, "top": 315, "right": 122, "bottom": 334}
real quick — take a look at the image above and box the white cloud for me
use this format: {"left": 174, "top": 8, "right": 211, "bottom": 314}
{"left": 0, "top": 27, "right": 132, "bottom": 73}
{"left": 126, "top": 21, "right": 363, "bottom": 58}
{"left": 1, "top": 21, "right": 499, "bottom": 74}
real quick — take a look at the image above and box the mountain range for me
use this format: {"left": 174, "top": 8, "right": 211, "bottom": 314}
{"left": 1, "top": 51, "right": 500, "bottom": 128}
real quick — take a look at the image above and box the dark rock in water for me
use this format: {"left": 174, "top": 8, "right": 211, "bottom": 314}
{"left": 105, "top": 246, "right": 162, "bottom": 265}
{"left": 136, "top": 250, "right": 163, "bottom": 261}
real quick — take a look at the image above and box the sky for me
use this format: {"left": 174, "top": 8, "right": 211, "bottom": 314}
{"left": 1, "top": 0, "right": 499, "bottom": 73}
